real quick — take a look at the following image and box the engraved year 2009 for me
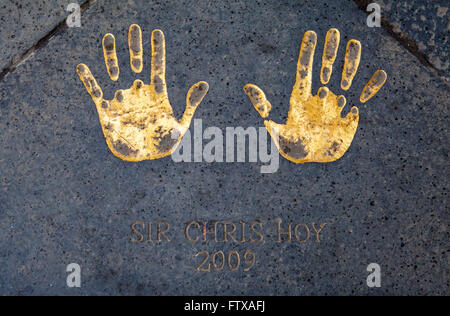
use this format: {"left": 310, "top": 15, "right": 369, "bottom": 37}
{"left": 195, "top": 250, "right": 256, "bottom": 272}
{"left": 131, "top": 220, "right": 327, "bottom": 272}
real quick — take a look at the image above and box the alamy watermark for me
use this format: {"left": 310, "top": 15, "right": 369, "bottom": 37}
{"left": 66, "top": 263, "right": 81, "bottom": 288}
{"left": 170, "top": 119, "right": 280, "bottom": 174}
{"left": 366, "top": 263, "right": 381, "bottom": 288}
{"left": 67, "top": 3, "right": 81, "bottom": 28}
{"left": 367, "top": 3, "right": 381, "bottom": 28}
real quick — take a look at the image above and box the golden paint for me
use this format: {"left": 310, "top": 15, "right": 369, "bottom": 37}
{"left": 243, "top": 84, "right": 271, "bottom": 118}
{"left": 320, "top": 28, "right": 340, "bottom": 85}
{"left": 265, "top": 87, "right": 359, "bottom": 164}
{"left": 102, "top": 34, "right": 119, "bottom": 81}
{"left": 341, "top": 39, "right": 361, "bottom": 90}
{"left": 244, "top": 28, "right": 387, "bottom": 164}
{"left": 294, "top": 30, "right": 317, "bottom": 100}
{"left": 128, "top": 24, "right": 144, "bottom": 73}
{"left": 77, "top": 25, "right": 209, "bottom": 162}
{"left": 150, "top": 29, "right": 167, "bottom": 95}
{"left": 360, "top": 70, "right": 387, "bottom": 103}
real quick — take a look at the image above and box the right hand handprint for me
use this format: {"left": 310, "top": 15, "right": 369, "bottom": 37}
{"left": 77, "top": 24, "right": 209, "bottom": 161}
{"left": 244, "top": 28, "right": 386, "bottom": 164}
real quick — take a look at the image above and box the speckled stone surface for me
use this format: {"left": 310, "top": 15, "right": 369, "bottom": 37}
{"left": 0, "top": 0, "right": 448, "bottom": 295}
{"left": 375, "top": 0, "right": 449, "bottom": 78}
{"left": 0, "top": 0, "right": 70, "bottom": 72}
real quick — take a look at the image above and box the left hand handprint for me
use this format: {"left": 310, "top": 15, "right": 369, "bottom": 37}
{"left": 77, "top": 24, "right": 209, "bottom": 161}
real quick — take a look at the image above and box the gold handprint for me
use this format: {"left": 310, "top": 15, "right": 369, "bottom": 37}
{"left": 77, "top": 24, "right": 209, "bottom": 161}
{"left": 244, "top": 29, "right": 387, "bottom": 163}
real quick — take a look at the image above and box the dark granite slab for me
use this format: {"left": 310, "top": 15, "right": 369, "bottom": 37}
{"left": 0, "top": 0, "right": 73, "bottom": 73}
{"left": 376, "top": 0, "right": 448, "bottom": 79}
{"left": 0, "top": 0, "right": 448, "bottom": 295}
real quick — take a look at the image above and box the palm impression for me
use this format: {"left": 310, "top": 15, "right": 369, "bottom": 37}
{"left": 77, "top": 24, "right": 209, "bottom": 161}
{"left": 244, "top": 28, "right": 387, "bottom": 163}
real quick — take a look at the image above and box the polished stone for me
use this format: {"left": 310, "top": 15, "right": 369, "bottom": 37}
{"left": 0, "top": 0, "right": 447, "bottom": 295}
